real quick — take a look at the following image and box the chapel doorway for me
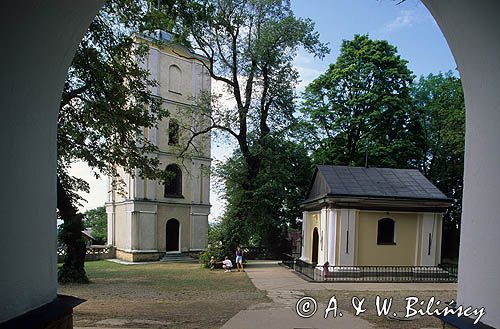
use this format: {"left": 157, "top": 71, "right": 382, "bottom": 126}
{"left": 312, "top": 227, "right": 319, "bottom": 264}
{"left": 166, "top": 218, "right": 180, "bottom": 252}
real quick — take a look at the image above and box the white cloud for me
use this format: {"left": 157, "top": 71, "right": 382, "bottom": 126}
{"left": 212, "top": 79, "right": 237, "bottom": 110}
{"left": 293, "top": 51, "right": 324, "bottom": 93}
{"left": 384, "top": 10, "right": 418, "bottom": 32}
{"left": 68, "top": 161, "right": 108, "bottom": 212}
{"left": 209, "top": 135, "right": 237, "bottom": 223}
{"left": 382, "top": 9, "right": 434, "bottom": 33}
{"left": 295, "top": 65, "right": 323, "bottom": 93}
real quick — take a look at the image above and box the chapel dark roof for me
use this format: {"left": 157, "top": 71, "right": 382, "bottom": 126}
{"left": 305, "top": 165, "right": 450, "bottom": 203}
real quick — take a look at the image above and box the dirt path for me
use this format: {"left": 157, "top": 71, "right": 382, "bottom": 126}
{"left": 221, "top": 261, "right": 375, "bottom": 329}
{"left": 221, "top": 261, "right": 456, "bottom": 329}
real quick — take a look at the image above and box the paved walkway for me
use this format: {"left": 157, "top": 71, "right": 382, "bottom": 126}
{"left": 221, "top": 261, "right": 456, "bottom": 329}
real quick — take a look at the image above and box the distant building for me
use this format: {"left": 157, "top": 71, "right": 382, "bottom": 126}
{"left": 300, "top": 165, "right": 451, "bottom": 266}
{"left": 106, "top": 31, "right": 211, "bottom": 262}
{"left": 81, "top": 230, "right": 95, "bottom": 248}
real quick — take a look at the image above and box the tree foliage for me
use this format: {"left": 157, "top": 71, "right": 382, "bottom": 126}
{"left": 146, "top": 0, "right": 328, "bottom": 251}
{"left": 300, "top": 35, "right": 465, "bottom": 259}
{"left": 155, "top": 0, "right": 328, "bottom": 180}
{"left": 216, "top": 135, "right": 312, "bottom": 251}
{"left": 59, "top": 0, "right": 167, "bottom": 192}
{"left": 83, "top": 206, "right": 108, "bottom": 245}
{"left": 413, "top": 71, "right": 465, "bottom": 259}
{"left": 58, "top": 0, "right": 170, "bottom": 283}
{"left": 300, "top": 34, "right": 423, "bottom": 168}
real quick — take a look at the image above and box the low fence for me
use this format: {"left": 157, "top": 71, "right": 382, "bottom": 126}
{"left": 241, "top": 246, "right": 282, "bottom": 260}
{"left": 282, "top": 253, "right": 295, "bottom": 269}
{"left": 283, "top": 257, "right": 458, "bottom": 283}
{"left": 439, "top": 262, "right": 458, "bottom": 279}
{"left": 57, "top": 245, "right": 115, "bottom": 263}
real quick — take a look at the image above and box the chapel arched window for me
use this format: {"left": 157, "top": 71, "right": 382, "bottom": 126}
{"left": 377, "top": 218, "right": 395, "bottom": 245}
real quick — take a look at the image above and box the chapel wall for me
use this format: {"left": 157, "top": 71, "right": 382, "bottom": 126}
{"left": 356, "top": 211, "right": 418, "bottom": 266}
{"left": 303, "top": 211, "right": 321, "bottom": 262}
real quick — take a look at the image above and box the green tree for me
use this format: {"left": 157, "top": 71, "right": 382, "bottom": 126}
{"left": 413, "top": 71, "right": 465, "bottom": 259}
{"left": 156, "top": 0, "right": 327, "bottom": 180}
{"left": 57, "top": 0, "right": 169, "bottom": 283}
{"left": 150, "top": 0, "right": 327, "bottom": 248}
{"left": 300, "top": 34, "right": 423, "bottom": 168}
{"left": 83, "top": 206, "right": 107, "bottom": 245}
{"left": 199, "top": 221, "right": 231, "bottom": 267}
{"left": 216, "top": 135, "right": 313, "bottom": 252}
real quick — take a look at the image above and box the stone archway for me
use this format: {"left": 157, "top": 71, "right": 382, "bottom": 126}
{"left": 0, "top": 1, "right": 106, "bottom": 323}
{"left": 422, "top": 2, "right": 500, "bottom": 326}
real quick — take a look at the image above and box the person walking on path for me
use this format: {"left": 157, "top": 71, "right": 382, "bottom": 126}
{"left": 235, "top": 246, "right": 244, "bottom": 272}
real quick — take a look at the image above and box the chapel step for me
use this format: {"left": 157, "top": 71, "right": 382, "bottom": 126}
{"left": 160, "top": 253, "right": 197, "bottom": 263}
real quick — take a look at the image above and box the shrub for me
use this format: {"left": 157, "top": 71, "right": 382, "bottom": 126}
{"left": 199, "top": 242, "right": 230, "bottom": 268}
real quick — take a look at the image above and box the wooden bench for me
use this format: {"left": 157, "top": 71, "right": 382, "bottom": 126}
{"left": 434, "top": 314, "right": 495, "bottom": 329}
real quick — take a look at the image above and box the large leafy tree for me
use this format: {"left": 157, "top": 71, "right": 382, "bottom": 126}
{"left": 157, "top": 0, "right": 328, "bottom": 180}
{"left": 149, "top": 0, "right": 327, "bottom": 248}
{"left": 216, "top": 135, "right": 312, "bottom": 252}
{"left": 57, "top": 0, "right": 169, "bottom": 283}
{"left": 300, "top": 34, "right": 423, "bottom": 168}
{"left": 413, "top": 71, "right": 465, "bottom": 259}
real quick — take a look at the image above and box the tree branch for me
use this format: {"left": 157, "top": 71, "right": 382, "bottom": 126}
{"left": 259, "top": 64, "right": 271, "bottom": 139}
{"left": 179, "top": 123, "right": 239, "bottom": 157}
{"left": 61, "top": 83, "right": 92, "bottom": 107}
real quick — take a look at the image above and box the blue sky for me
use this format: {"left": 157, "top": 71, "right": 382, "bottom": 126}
{"left": 73, "top": 0, "right": 457, "bottom": 221}
{"left": 292, "top": 0, "right": 456, "bottom": 92}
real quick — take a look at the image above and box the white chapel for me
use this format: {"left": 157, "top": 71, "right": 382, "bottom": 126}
{"left": 106, "top": 31, "right": 211, "bottom": 262}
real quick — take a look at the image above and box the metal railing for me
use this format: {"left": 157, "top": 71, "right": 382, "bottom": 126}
{"left": 295, "top": 259, "right": 317, "bottom": 280}
{"left": 282, "top": 253, "right": 295, "bottom": 269}
{"left": 282, "top": 257, "right": 458, "bottom": 283}
{"left": 439, "top": 262, "right": 458, "bottom": 279}
{"left": 57, "top": 245, "right": 115, "bottom": 262}
{"left": 241, "top": 246, "right": 285, "bottom": 260}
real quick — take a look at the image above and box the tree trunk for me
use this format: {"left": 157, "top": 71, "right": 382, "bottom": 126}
{"left": 57, "top": 175, "right": 89, "bottom": 283}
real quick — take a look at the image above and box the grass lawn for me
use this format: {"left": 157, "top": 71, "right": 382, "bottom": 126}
{"left": 58, "top": 261, "right": 268, "bottom": 328}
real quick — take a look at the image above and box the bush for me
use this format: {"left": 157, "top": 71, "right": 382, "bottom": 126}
{"left": 84, "top": 206, "right": 107, "bottom": 245}
{"left": 199, "top": 221, "right": 236, "bottom": 268}
{"left": 199, "top": 242, "right": 229, "bottom": 268}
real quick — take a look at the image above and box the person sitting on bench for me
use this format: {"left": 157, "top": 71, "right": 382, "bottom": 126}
{"left": 222, "top": 256, "right": 233, "bottom": 272}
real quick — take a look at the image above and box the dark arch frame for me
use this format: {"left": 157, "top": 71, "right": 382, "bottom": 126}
{"left": 377, "top": 218, "right": 396, "bottom": 245}
{"left": 312, "top": 227, "right": 319, "bottom": 264}
{"left": 5, "top": 1, "right": 500, "bottom": 328}
{"left": 164, "top": 164, "right": 183, "bottom": 197}
{"left": 165, "top": 218, "right": 180, "bottom": 252}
